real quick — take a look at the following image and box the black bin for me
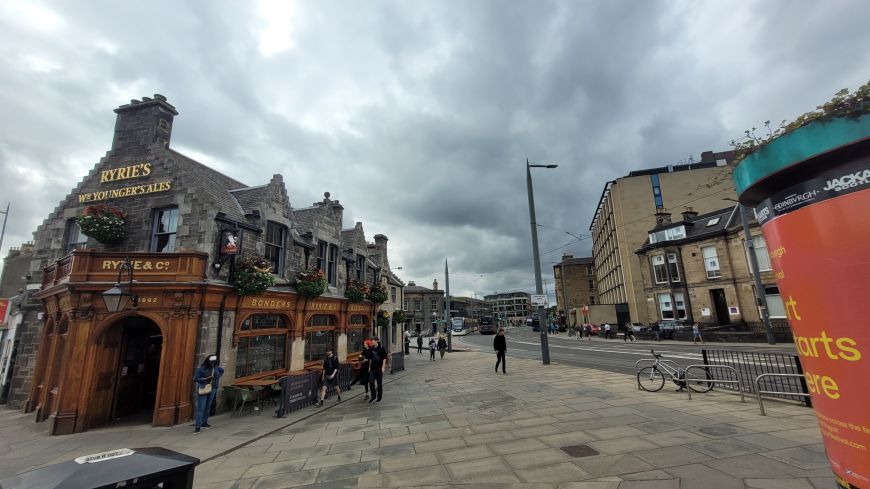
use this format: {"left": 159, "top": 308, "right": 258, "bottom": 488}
{"left": 0, "top": 447, "right": 199, "bottom": 489}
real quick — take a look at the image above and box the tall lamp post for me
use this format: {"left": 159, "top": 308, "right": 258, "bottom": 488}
{"left": 0, "top": 203, "right": 9, "bottom": 260}
{"left": 526, "top": 159, "right": 557, "bottom": 365}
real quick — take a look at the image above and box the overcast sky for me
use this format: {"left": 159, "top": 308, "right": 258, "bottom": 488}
{"left": 1, "top": 1, "right": 868, "bottom": 301}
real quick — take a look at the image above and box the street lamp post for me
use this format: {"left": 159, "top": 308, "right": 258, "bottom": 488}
{"left": 526, "top": 159, "right": 557, "bottom": 365}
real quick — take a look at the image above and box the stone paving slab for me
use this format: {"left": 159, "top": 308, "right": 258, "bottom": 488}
{"left": 0, "top": 348, "right": 836, "bottom": 488}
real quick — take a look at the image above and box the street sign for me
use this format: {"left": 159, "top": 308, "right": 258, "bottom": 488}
{"left": 531, "top": 294, "right": 547, "bottom": 306}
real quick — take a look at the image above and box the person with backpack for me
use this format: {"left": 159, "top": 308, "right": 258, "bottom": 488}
{"left": 316, "top": 349, "right": 341, "bottom": 407}
{"left": 366, "top": 337, "right": 388, "bottom": 403}
{"left": 429, "top": 337, "right": 437, "bottom": 361}
{"left": 437, "top": 335, "right": 447, "bottom": 359}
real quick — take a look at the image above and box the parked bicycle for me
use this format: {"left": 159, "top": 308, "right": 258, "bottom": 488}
{"left": 637, "top": 349, "right": 713, "bottom": 393}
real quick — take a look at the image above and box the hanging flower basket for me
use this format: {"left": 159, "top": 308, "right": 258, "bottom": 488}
{"left": 376, "top": 310, "right": 390, "bottom": 328}
{"left": 345, "top": 279, "right": 369, "bottom": 303}
{"left": 392, "top": 310, "right": 406, "bottom": 325}
{"left": 297, "top": 268, "right": 327, "bottom": 298}
{"left": 367, "top": 283, "right": 388, "bottom": 304}
{"left": 76, "top": 205, "right": 127, "bottom": 244}
{"left": 234, "top": 255, "right": 275, "bottom": 296}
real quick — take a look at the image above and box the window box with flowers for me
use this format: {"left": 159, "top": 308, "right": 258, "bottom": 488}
{"left": 234, "top": 255, "right": 276, "bottom": 296}
{"left": 296, "top": 268, "right": 327, "bottom": 298}
{"left": 75, "top": 204, "right": 127, "bottom": 244}
{"left": 367, "top": 283, "right": 388, "bottom": 304}
{"left": 344, "top": 279, "right": 369, "bottom": 303}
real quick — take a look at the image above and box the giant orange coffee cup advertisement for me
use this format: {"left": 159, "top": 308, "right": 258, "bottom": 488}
{"left": 751, "top": 157, "right": 870, "bottom": 489}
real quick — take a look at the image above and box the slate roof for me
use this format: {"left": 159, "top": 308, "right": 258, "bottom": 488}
{"left": 636, "top": 205, "right": 742, "bottom": 253}
{"left": 169, "top": 149, "right": 249, "bottom": 221}
{"left": 229, "top": 184, "right": 270, "bottom": 214}
{"left": 559, "top": 257, "right": 593, "bottom": 266}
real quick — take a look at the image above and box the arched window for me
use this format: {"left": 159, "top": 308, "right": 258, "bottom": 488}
{"left": 235, "top": 314, "right": 289, "bottom": 378}
{"left": 347, "top": 314, "right": 368, "bottom": 354}
{"left": 305, "top": 315, "right": 336, "bottom": 362}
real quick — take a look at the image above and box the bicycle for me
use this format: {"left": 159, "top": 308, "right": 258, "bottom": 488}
{"left": 637, "top": 349, "right": 713, "bottom": 393}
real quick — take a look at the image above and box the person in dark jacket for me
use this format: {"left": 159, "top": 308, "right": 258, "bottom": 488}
{"left": 316, "top": 349, "right": 341, "bottom": 407}
{"left": 365, "top": 337, "right": 389, "bottom": 403}
{"left": 437, "top": 336, "right": 447, "bottom": 359}
{"left": 193, "top": 354, "right": 224, "bottom": 434}
{"left": 417, "top": 334, "right": 423, "bottom": 354}
{"left": 347, "top": 343, "right": 371, "bottom": 400}
{"left": 493, "top": 328, "right": 507, "bottom": 374}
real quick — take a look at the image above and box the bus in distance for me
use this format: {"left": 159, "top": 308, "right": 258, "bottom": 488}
{"left": 479, "top": 316, "right": 495, "bottom": 334}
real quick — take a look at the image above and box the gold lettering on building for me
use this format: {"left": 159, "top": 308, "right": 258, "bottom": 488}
{"left": 79, "top": 181, "right": 172, "bottom": 203}
{"left": 100, "top": 163, "right": 152, "bottom": 183}
{"left": 101, "top": 260, "right": 173, "bottom": 272}
{"left": 248, "top": 298, "right": 293, "bottom": 309}
{"left": 309, "top": 302, "right": 339, "bottom": 311}
{"left": 349, "top": 304, "right": 369, "bottom": 312}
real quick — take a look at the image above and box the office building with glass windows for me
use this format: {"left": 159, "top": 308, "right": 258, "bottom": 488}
{"left": 589, "top": 151, "right": 737, "bottom": 325}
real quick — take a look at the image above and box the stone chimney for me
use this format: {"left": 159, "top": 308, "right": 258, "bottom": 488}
{"left": 433, "top": 279, "right": 438, "bottom": 290}
{"left": 561, "top": 252, "right": 574, "bottom": 262}
{"left": 112, "top": 94, "right": 178, "bottom": 154}
{"left": 681, "top": 207, "right": 699, "bottom": 221}
{"left": 408, "top": 281, "right": 416, "bottom": 287}
{"left": 654, "top": 210, "right": 672, "bottom": 225}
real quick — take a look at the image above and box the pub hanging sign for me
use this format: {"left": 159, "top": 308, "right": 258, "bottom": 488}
{"left": 77, "top": 162, "right": 172, "bottom": 203}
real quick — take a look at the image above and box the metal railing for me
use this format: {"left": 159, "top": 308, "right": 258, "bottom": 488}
{"left": 701, "top": 349, "right": 811, "bottom": 405}
{"left": 683, "top": 364, "right": 745, "bottom": 402}
{"left": 754, "top": 373, "right": 811, "bottom": 415}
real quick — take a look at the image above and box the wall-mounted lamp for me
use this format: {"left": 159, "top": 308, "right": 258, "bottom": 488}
{"left": 102, "top": 257, "right": 139, "bottom": 313}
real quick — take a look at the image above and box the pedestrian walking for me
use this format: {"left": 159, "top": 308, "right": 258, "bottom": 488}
{"left": 437, "top": 335, "right": 447, "bottom": 359}
{"left": 416, "top": 334, "right": 423, "bottom": 354}
{"left": 652, "top": 323, "right": 661, "bottom": 341}
{"left": 624, "top": 324, "right": 636, "bottom": 342}
{"left": 603, "top": 323, "right": 612, "bottom": 339}
{"left": 493, "top": 328, "right": 507, "bottom": 373}
{"left": 347, "top": 349, "right": 371, "bottom": 400}
{"left": 366, "top": 337, "right": 388, "bottom": 403}
{"left": 586, "top": 324, "right": 593, "bottom": 341}
{"left": 316, "top": 349, "right": 341, "bottom": 407}
{"left": 429, "top": 337, "right": 437, "bottom": 361}
{"left": 193, "top": 354, "right": 224, "bottom": 434}
{"left": 403, "top": 329, "right": 411, "bottom": 354}
{"left": 692, "top": 322, "right": 704, "bottom": 344}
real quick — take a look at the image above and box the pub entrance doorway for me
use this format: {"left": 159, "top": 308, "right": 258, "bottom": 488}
{"left": 89, "top": 316, "right": 163, "bottom": 429}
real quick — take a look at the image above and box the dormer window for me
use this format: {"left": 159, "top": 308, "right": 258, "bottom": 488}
{"left": 648, "top": 225, "right": 686, "bottom": 244}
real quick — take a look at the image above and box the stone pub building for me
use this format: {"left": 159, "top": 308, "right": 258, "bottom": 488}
{"left": 9, "top": 95, "right": 400, "bottom": 435}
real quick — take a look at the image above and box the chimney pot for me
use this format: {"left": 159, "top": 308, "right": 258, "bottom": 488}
{"left": 655, "top": 210, "right": 672, "bottom": 225}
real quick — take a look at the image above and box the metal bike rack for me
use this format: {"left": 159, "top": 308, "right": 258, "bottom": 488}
{"left": 753, "top": 373, "right": 810, "bottom": 415}
{"left": 634, "top": 358, "right": 681, "bottom": 390}
{"left": 684, "top": 364, "right": 745, "bottom": 402}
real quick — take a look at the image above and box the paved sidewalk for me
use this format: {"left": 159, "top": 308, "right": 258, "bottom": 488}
{"left": 1, "top": 350, "right": 833, "bottom": 488}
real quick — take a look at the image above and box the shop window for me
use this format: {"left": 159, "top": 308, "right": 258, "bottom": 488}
{"left": 64, "top": 220, "right": 88, "bottom": 254}
{"left": 305, "top": 314, "right": 336, "bottom": 362}
{"left": 658, "top": 293, "right": 675, "bottom": 320}
{"left": 347, "top": 316, "right": 366, "bottom": 354}
{"left": 241, "top": 314, "right": 287, "bottom": 330}
{"left": 265, "top": 222, "right": 286, "bottom": 275}
{"left": 305, "top": 330, "right": 335, "bottom": 362}
{"left": 702, "top": 246, "right": 721, "bottom": 279}
{"left": 651, "top": 255, "right": 667, "bottom": 284}
{"left": 235, "top": 335, "right": 286, "bottom": 378}
{"left": 667, "top": 253, "right": 680, "bottom": 282}
{"left": 150, "top": 207, "right": 178, "bottom": 252}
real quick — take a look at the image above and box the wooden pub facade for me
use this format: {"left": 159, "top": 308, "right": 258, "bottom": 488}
{"left": 15, "top": 95, "right": 401, "bottom": 434}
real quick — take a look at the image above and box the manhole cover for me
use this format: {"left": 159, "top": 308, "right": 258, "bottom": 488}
{"left": 698, "top": 425, "right": 740, "bottom": 436}
{"left": 561, "top": 444, "right": 599, "bottom": 458}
